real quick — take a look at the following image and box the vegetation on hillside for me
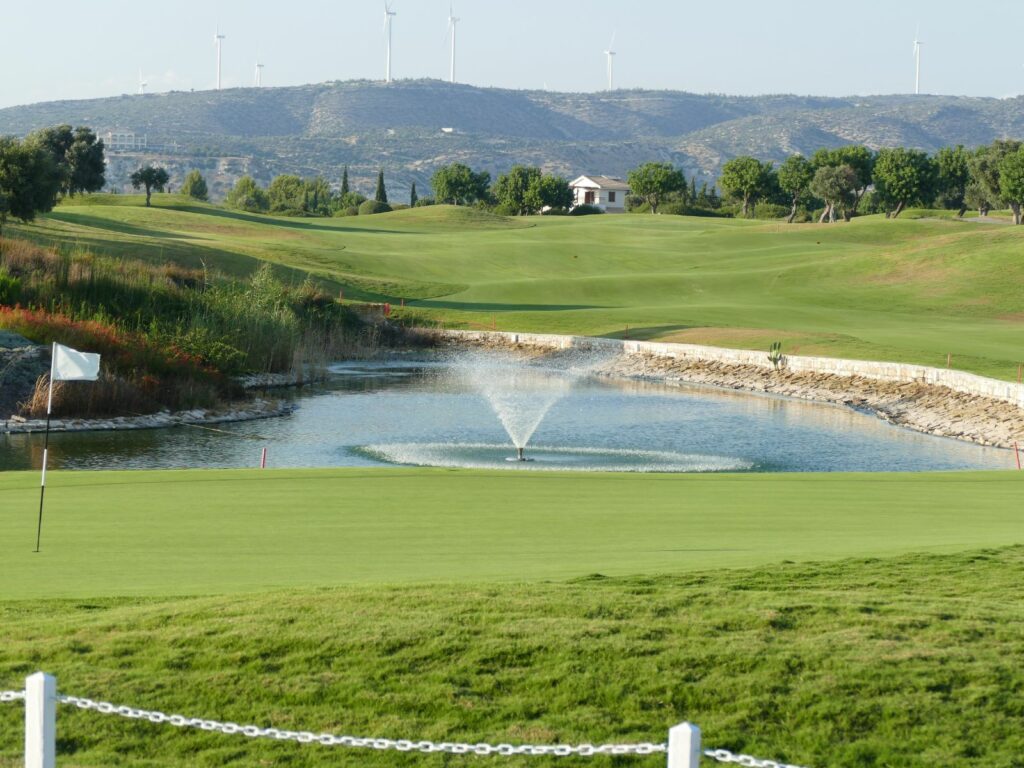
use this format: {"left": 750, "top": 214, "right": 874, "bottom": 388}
{"left": 0, "top": 238, "right": 363, "bottom": 417}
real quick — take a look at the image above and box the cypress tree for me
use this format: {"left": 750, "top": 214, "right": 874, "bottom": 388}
{"left": 341, "top": 166, "right": 349, "bottom": 196}
{"left": 410, "top": 181, "right": 418, "bottom": 207}
{"left": 690, "top": 177, "right": 698, "bottom": 204}
{"left": 375, "top": 169, "right": 387, "bottom": 203}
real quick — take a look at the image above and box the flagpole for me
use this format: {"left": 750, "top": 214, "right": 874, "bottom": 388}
{"left": 35, "top": 342, "right": 56, "bottom": 553}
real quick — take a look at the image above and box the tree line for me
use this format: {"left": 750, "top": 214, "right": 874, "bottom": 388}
{"left": 218, "top": 163, "right": 575, "bottom": 218}
{"left": 4, "top": 122, "right": 1024, "bottom": 226}
{"left": 709, "top": 140, "right": 1024, "bottom": 225}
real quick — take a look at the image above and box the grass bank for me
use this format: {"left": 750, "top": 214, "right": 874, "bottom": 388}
{"left": 0, "top": 468, "right": 1021, "bottom": 598}
{"left": 1, "top": 547, "right": 1022, "bottom": 767}
{"left": 11, "top": 196, "right": 1024, "bottom": 379}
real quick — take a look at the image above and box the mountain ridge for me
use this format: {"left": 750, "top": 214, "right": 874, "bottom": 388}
{"left": 1, "top": 79, "right": 1021, "bottom": 199}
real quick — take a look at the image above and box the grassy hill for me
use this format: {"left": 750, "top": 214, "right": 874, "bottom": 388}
{"left": 10, "top": 197, "right": 1024, "bottom": 379}
{"left": 2, "top": 80, "right": 1023, "bottom": 198}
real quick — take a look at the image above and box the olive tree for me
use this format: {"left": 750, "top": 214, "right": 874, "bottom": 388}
{"left": 719, "top": 156, "right": 775, "bottom": 218}
{"left": 626, "top": 162, "right": 685, "bottom": 214}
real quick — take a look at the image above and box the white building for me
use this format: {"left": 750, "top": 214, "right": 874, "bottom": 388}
{"left": 569, "top": 175, "right": 630, "bottom": 212}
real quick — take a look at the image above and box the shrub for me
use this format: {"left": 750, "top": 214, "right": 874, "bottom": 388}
{"left": 413, "top": 197, "right": 435, "bottom": 207}
{"left": 568, "top": 204, "right": 604, "bottom": 216}
{"left": 390, "top": 203, "right": 410, "bottom": 211}
{"left": 0, "top": 267, "right": 21, "bottom": 304}
{"left": 180, "top": 170, "right": 209, "bottom": 201}
{"left": 752, "top": 203, "right": 791, "bottom": 220}
{"left": 358, "top": 200, "right": 392, "bottom": 215}
{"left": 333, "top": 206, "right": 360, "bottom": 217}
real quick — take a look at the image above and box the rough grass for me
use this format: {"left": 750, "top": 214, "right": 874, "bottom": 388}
{"left": 11, "top": 197, "right": 1024, "bottom": 379}
{"left": 1, "top": 547, "right": 1023, "bottom": 767}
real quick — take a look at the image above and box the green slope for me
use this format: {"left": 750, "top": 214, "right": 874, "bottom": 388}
{"left": 1, "top": 468, "right": 1021, "bottom": 599}
{"left": 1, "top": 548, "right": 1023, "bottom": 767}
{"left": 10, "top": 196, "right": 1024, "bottom": 378}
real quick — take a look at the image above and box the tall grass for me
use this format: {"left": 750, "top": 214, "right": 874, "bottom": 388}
{"left": 0, "top": 238, "right": 363, "bottom": 416}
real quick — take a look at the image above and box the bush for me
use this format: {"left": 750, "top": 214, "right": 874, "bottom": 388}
{"left": 413, "top": 197, "right": 435, "bottom": 207}
{"left": 752, "top": 203, "right": 791, "bottom": 220}
{"left": 0, "top": 268, "right": 21, "bottom": 304}
{"left": 390, "top": 203, "right": 410, "bottom": 211}
{"left": 568, "top": 204, "right": 604, "bottom": 216}
{"left": 358, "top": 200, "right": 392, "bottom": 215}
{"left": 333, "top": 206, "right": 360, "bottom": 217}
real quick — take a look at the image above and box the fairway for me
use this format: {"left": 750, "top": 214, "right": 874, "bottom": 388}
{"left": 1, "top": 467, "right": 1021, "bottom": 598}
{"left": 14, "top": 196, "right": 1024, "bottom": 379}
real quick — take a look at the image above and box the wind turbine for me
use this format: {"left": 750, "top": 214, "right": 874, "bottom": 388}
{"left": 384, "top": 2, "right": 397, "bottom": 83}
{"left": 913, "top": 26, "right": 922, "bottom": 95}
{"left": 604, "top": 32, "right": 616, "bottom": 91}
{"left": 138, "top": 69, "right": 148, "bottom": 95}
{"left": 255, "top": 60, "right": 264, "bottom": 87}
{"left": 444, "top": 2, "right": 460, "bottom": 84}
{"left": 215, "top": 27, "right": 226, "bottom": 90}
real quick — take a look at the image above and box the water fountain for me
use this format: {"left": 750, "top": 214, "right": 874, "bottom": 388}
{"left": 353, "top": 348, "right": 756, "bottom": 473}
{"left": 454, "top": 349, "right": 607, "bottom": 463}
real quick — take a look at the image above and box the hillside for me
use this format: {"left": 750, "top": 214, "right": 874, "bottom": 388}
{"left": 1, "top": 80, "right": 1022, "bottom": 199}
{"left": 8, "top": 198, "right": 1024, "bottom": 380}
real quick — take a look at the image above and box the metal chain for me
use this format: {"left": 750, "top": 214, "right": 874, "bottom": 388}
{"left": 57, "top": 695, "right": 666, "bottom": 757}
{"left": 0, "top": 690, "right": 25, "bottom": 703}
{"left": 705, "top": 747, "right": 809, "bottom": 768}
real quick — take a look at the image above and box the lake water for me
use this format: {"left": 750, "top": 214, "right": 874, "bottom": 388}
{"left": 0, "top": 360, "right": 1011, "bottom": 473}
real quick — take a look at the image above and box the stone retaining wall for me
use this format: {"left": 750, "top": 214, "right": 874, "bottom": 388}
{"left": 442, "top": 330, "right": 1024, "bottom": 409}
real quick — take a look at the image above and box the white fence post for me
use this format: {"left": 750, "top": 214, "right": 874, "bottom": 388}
{"left": 25, "top": 672, "right": 56, "bottom": 768}
{"left": 667, "top": 722, "right": 701, "bottom": 768}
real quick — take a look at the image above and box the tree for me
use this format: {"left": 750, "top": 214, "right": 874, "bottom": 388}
{"left": 777, "top": 155, "right": 814, "bottom": 224}
{"left": 964, "top": 180, "right": 994, "bottom": 217}
{"left": 719, "top": 156, "right": 775, "bottom": 217}
{"left": 409, "top": 181, "right": 418, "bottom": 207}
{"left": 340, "top": 166, "right": 350, "bottom": 196}
{"left": 998, "top": 146, "right": 1024, "bottom": 225}
{"left": 968, "top": 140, "right": 1022, "bottom": 213}
{"left": 934, "top": 145, "right": 971, "bottom": 217}
{"left": 267, "top": 174, "right": 305, "bottom": 213}
{"left": 627, "top": 162, "right": 685, "bottom": 214}
{"left": 0, "top": 136, "right": 62, "bottom": 237}
{"left": 494, "top": 165, "right": 542, "bottom": 214}
{"left": 180, "top": 170, "right": 209, "bottom": 201}
{"left": 28, "top": 125, "right": 106, "bottom": 197}
{"left": 872, "top": 148, "right": 937, "bottom": 218}
{"left": 375, "top": 169, "right": 387, "bottom": 203}
{"left": 529, "top": 175, "right": 573, "bottom": 212}
{"left": 225, "top": 176, "right": 269, "bottom": 213}
{"left": 129, "top": 165, "right": 170, "bottom": 207}
{"left": 809, "top": 165, "right": 858, "bottom": 223}
{"left": 305, "top": 176, "right": 333, "bottom": 216}
{"left": 431, "top": 163, "right": 491, "bottom": 205}
{"left": 811, "top": 146, "right": 874, "bottom": 217}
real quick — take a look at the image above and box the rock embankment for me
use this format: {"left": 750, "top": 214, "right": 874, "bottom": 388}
{"left": 1, "top": 398, "right": 295, "bottom": 435}
{"left": 606, "top": 354, "right": 1023, "bottom": 449}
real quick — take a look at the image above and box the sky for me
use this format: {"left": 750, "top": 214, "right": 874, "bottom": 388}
{"left": 1, "top": 0, "right": 1022, "bottom": 109}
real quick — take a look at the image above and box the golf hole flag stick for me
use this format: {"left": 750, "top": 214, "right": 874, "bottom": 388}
{"left": 36, "top": 343, "right": 101, "bottom": 552}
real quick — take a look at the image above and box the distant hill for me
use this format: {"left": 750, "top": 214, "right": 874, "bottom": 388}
{"left": 1, "top": 79, "right": 1022, "bottom": 200}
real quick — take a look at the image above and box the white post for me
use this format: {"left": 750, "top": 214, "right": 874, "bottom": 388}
{"left": 667, "top": 722, "right": 701, "bottom": 768}
{"left": 24, "top": 672, "right": 56, "bottom": 768}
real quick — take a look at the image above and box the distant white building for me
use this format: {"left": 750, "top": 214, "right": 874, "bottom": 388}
{"left": 569, "top": 175, "right": 630, "bottom": 212}
{"left": 104, "top": 131, "right": 148, "bottom": 152}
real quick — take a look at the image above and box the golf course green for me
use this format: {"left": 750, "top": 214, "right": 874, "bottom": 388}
{"left": 11, "top": 196, "right": 1024, "bottom": 379}
{"left": 1, "top": 467, "right": 1021, "bottom": 598}
{"left": 3, "top": 198, "right": 1024, "bottom": 767}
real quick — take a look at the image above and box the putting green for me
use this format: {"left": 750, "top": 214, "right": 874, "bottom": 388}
{"left": 1, "top": 468, "right": 1021, "bottom": 599}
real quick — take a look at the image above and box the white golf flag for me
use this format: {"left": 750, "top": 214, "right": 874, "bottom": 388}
{"left": 52, "top": 343, "right": 101, "bottom": 382}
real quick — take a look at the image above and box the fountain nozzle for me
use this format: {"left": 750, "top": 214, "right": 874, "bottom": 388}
{"left": 506, "top": 445, "right": 533, "bottom": 463}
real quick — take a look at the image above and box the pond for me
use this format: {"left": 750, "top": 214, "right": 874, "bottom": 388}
{"left": 0, "top": 358, "right": 1012, "bottom": 474}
